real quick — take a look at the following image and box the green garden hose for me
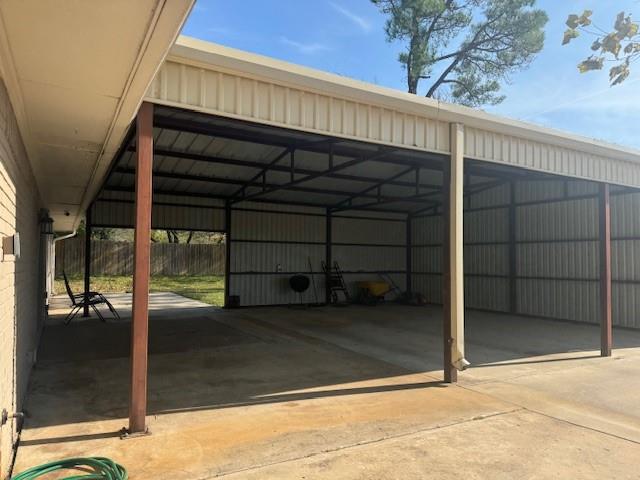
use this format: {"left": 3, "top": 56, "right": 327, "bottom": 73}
{"left": 10, "top": 457, "right": 127, "bottom": 480}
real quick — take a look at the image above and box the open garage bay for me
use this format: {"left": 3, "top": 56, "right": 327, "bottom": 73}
{"left": 15, "top": 301, "right": 640, "bottom": 479}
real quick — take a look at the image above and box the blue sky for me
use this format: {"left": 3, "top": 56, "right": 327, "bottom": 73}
{"left": 182, "top": 1, "right": 640, "bottom": 149}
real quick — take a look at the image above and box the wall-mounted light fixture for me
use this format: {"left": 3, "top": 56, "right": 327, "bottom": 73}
{"left": 40, "top": 215, "right": 53, "bottom": 235}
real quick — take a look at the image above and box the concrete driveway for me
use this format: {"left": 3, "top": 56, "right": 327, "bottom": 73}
{"left": 13, "top": 302, "right": 640, "bottom": 479}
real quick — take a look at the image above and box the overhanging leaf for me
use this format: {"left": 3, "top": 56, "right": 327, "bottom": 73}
{"left": 601, "top": 33, "right": 622, "bottom": 57}
{"left": 578, "top": 57, "right": 604, "bottom": 73}
{"left": 610, "top": 62, "right": 630, "bottom": 85}
{"left": 566, "top": 14, "right": 580, "bottom": 29}
{"left": 563, "top": 28, "right": 579, "bottom": 45}
{"left": 578, "top": 10, "right": 593, "bottom": 27}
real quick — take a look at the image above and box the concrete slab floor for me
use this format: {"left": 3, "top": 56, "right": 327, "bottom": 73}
{"left": 13, "top": 303, "right": 640, "bottom": 479}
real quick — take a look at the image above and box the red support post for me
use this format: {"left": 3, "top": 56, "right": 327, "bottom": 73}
{"left": 599, "top": 183, "right": 612, "bottom": 357}
{"left": 129, "top": 102, "right": 153, "bottom": 434}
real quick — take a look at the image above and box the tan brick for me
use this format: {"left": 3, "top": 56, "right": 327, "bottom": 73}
{"left": 0, "top": 79, "right": 42, "bottom": 477}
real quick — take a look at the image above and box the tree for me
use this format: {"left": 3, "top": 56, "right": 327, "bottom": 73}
{"left": 164, "top": 230, "right": 194, "bottom": 244}
{"left": 563, "top": 11, "right": 639, "bottom": 86}
{"left": 73, "top": 221, "right": 114, "bottom": 240}
{"left": 371, "top": 0, "right": 548, "bottom": 106}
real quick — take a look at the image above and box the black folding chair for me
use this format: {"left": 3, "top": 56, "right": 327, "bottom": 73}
{"left": 62, "top": 271, "right": 120, "bottom": 325}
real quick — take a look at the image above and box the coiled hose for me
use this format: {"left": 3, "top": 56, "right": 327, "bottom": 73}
{"left": 10, "top": 457, "right": 127, "bottom": 480}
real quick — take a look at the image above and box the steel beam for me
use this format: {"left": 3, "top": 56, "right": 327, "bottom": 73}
{"left": 129, "top": 102, "right": 153, "bottom": 434}
{"left": 599, "top": 183, "right": 612, "bottom": 357}
{"left": 103, "top": 185, "right": 412, "bottom": 214}
{"left": 508, "top": 181, "right": 517, "bottom": 313}
{"left": 232, "top": 148, "right": 400, "bottom": 204}
{"left": 406, "top": 215, "right": 412, "bottom": 294}
{"left": 229, "top": 147, "right": 292, "bottom": 200}
{"left": 153, "top": 115, "right": 445, "bottom": 171}
{"left": 113, "top": 167, "right": 438, "bottom": 205}
{"left": 325, "top": 209, "right": 332, "bottom": 304}
{"left": 331, "top": 190, "right": 441, "bottom": 213}
{"left": 128, "top": 146, "right": 443, "bottom": 191}
{"left": 83, "top": 206, "right": 92, "bottom": 317}
{"left": 224, "top": 201, "right": 232, "bottom": 308}
{"left": 332, "top": 167, "right": 416, "bottom": 210}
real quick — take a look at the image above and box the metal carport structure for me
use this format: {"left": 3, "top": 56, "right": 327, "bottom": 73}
{"left": 86, "top": 36, "right": 640, "bottom": 435}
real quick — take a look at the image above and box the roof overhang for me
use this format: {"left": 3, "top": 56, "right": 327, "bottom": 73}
{"left": 142, "top": 36, "right": 640, "bottom": 190}
{"left": 0, "top": 0, "right": 194, "bottom": 233}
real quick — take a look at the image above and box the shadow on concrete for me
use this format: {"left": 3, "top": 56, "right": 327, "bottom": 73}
{"left": 23, "top": 303, "right": 640, "bottom": 431}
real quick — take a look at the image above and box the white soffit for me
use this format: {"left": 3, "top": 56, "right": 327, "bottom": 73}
{"left": 0, "top": 0, "right": 194, "bottom": 232}
{"left": 146, "top": 36, "right": 640, "bottom": 189}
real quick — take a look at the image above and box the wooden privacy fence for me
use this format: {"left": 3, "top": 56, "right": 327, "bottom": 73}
{"left": 56, "top": 236, "right": 225, "bottom": 276}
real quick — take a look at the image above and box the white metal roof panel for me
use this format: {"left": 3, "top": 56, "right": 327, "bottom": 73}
{"left": 144, "top": 36, "right": 640, "bottom": 189}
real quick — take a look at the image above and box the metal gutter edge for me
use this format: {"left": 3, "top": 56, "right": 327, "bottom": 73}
{"left": 169, "top": 36, "right": 640, "bottom": 165}
{"left": 76, "top": 0, "right": 195, "bottom": 233}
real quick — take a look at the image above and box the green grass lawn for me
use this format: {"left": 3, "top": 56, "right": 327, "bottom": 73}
{"left": 56, "top": 275, "right": 225, "bottom": 307}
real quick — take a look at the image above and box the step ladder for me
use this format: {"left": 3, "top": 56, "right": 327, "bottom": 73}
{"left": 321, "top": 261, "right": 351, "bottom": 304}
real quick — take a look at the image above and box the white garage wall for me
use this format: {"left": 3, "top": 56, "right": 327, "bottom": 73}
{"left": 91, "top": 192, "right": 225, "bottom": 231}
{"left": 333, "top": 213, "right": 407, "bottom": 299}
{"left": 411, "top": 178, "right": 640, "bottom": 329}
{"left": 228, "top": 202, "right": 408, "bottom": 306}
{"left": 229, "top": 203, "right": 326, "bottom": 306}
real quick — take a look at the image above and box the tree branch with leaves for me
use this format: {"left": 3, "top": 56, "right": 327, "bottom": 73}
{"left": 372, "top": 0, "right": 548, "bottom": 106}
{"left": 563, "top": 10, "right": 639, "bottom": 86}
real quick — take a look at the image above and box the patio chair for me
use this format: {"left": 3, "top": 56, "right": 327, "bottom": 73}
{"left": 62, "top": 271, "right": 120, "bottom": 325}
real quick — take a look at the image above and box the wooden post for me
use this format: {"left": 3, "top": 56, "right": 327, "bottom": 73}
{"left": 442, "top": 123, "right": 466, "bottom": 383}
{"left": 83, "top": 206, "right": 92, "bottom": 317}
{"left": 599, "top": 183, "right": 612, "bottom": 357}
{"left": 129, "top": 102, "right": 153, "bottom": 434}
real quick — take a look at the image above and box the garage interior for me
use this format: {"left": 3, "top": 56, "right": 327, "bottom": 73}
{"left": 14, "top": 98, "right": 640, "bottom": 477}
{"left": 10, "top": 36, "right": 640, "bottom": 478}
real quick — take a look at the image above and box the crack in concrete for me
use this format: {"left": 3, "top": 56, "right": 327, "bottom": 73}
{"left": 203, "top": 408, "right": 523, "bottom": 479}
{"left": 456, "top": 382, "right": 640, "bottom": 447}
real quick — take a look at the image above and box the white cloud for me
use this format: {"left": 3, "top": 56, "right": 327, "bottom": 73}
{"left": 280, "top": 37, "right": 330, "bottom": 54}
{"left": 329, "top": 2, "right": 372, "bottom": 32}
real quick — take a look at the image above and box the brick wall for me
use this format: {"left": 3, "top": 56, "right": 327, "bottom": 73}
{"left": 0, "top": 79, "right": 42, "bottom": 477}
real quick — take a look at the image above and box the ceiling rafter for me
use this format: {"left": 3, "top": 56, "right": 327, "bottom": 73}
{"left": 231, "top": 147, "right": 401, "bottom": 205}
{"left": 103, "top": 185, "right": 411, "bottom": 214}
{"left": 127, "top": 146, "right": 444, "bottom": 190}
{"left": 112, "top": 166, "right": 439, "bottom": 205}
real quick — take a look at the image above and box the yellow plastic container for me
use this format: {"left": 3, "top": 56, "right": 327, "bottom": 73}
{"left": 356, "top": 281, "right": 391, "bottom": 297}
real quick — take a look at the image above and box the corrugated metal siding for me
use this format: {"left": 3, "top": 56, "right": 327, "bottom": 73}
{"left": 410, "top": 179, "right": 640, "bottom": 328}
{"left": 229, "top": 274, "right": 326, "bottom": 306}
{"left": 332, "top": 215, "right": 405, "bottom": 245}
{"left": 228, "top": 203, "right": 326, "bottom": 306}
{"left": 517, "top": 279, "right": 599, "bottom": 322}
{"left": 228, "top": 204, "right": 409, "bottom": 306}
{"left": 411, "top": 214, "right": 441, "bottom": 304}
{"left": 332, "top": 214, "right": 407, "bottom": 300}
{"left": 465, "top": 127, "right": 640, "bottom": 187}
{"left": 516, "top": 198, "right": 597, "bottom": 241}
{"left": 611, "top": 192, "right": 640, "bottom": 327}
{"left": 147, "top": 60, "right": 451, "bottom": 155}
{"left": 333, "top": 245, "right": 405, "bottom": 272}
{"left": 91, "top": 193, "right": 225, "bottom": 231}
{"left": 145, "top": 55, "right": 640, "bottom": 187}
